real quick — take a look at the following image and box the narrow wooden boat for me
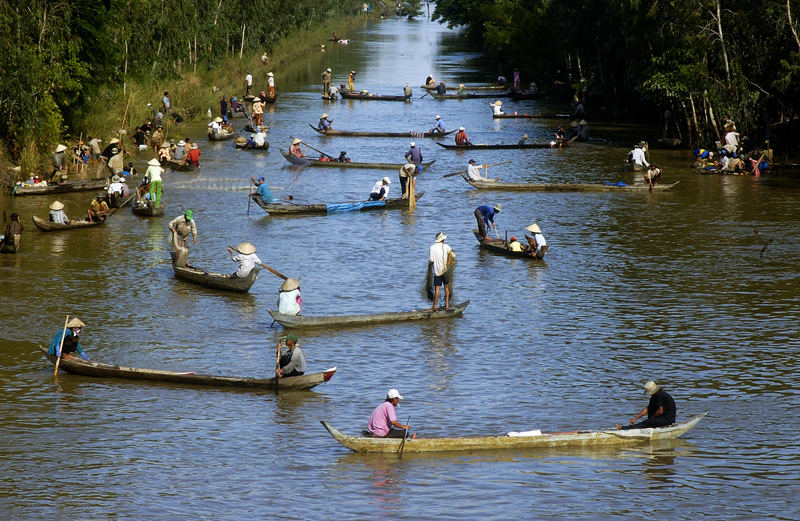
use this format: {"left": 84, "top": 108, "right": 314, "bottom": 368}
{"left": 429, "top": 91, "right": 511, "bottom": 100}
{"left": 39, "top": 346, "right": 336, "bottom": 392}
{"left": 309, "top": 124, "right": 455, "bottom": 138}
{"left": 132, "top": 201, "right": 165, "bottom": 216}
{"left": 464, "top": 177, "right": 681, "bottom": 192}
{"left": 421, "top": 84, "right": 506, "bottom": 91}
{"left": 339, "top": 90, "right": 411, "bottom": 102}
{"left": 234, "top": 139, "right": 270, "bottom": 151}
{"left": 243, "top": 94, "right": 276, "bottom": 104}
{"left": 163, "top": 159, "right": 199, "bottom": 172}
{"left": 208, "top": 128, "right": 236, "bottom": 141}
{"left": 0, "top": 234, "right": 21, "bottom": 253}
{"left": 268, "top": 299, "right": 470, "bottom": 328}
{"left": 279, "top": 148, "right": 435, "bottom": 170}
{"left": 473, "top": 230, "right": 544, "bottom": 259}
{"left": 256, "top": 192, "right": 424, "bottom": 215}
{"left": 507, "top": 91, "right": 544, "bottom": 100}
{"left": 437, "top": 142, "right": 558, "bottom": 150}
{"left": 172, "top": 264, "right": 259, "bottom": 293}
{"left": 32, "top": 215, "right": 103, "bottom": 232}
{"left": 12, "top": 178, "right": 108, "bottom": 196}
{"left": 320, "top": 413, "right": 707, "bottom": 453}
{"left": 492, "top": 113, "right": 571, "bottom": 119}
{"left": 108, "top": 193, "right": 125, "bottom": 208}
{"left": 695, "top": 167, "right": 752, "bottom": 176}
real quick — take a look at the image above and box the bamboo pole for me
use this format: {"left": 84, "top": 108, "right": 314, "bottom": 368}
{"left": 240, "top": 23, "right": 246, "bottom": 58}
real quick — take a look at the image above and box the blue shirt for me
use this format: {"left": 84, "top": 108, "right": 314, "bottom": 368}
{"left": 434, "top": 120, "right": 445, "bottom": 131}
{"left": 48, "top": 328, "right": 86, "bottom": 358}
{"left": 405, "top": 147, "right": 423, "bottom": 164}
{"left": 477, "top": 205, "right": 497, "bottom": 224}
{"left": 256, "top": 183, "right": 273, "bottom": 204}
{"left": 318, "top": 118, "right": 332, "bottom": 130}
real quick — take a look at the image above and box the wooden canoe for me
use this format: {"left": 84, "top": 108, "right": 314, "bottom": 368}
{"left": 39, "top": 346, "right": 336, "bottom": 392}
{"left": 437, "top": 142, "right": 558, "bottom": 150}
{"left": 507, "top": 90, "right": 544, "bottom": 100}
{"left": 256, "top": 192, "right": 423, "bottom": 215}
{"left": 492, "top": 113, "right": 571, "bottom": 119}
{"left": 421, "top": 84, "right": 506, "bottom": 91}
{"left": 0, "top": 234, "right": 21, "bottom": 253}
{"left": 208, "top": 129, "right": 236, "bottom": 141}
{"left": 309, "top": 124, "right": 455, "bottom": 139}
{"left": 429, "top": 91, "right": 511, "bottom": 100}
{"left": 234, "top": 140, "right": 270, "bottom": 151}
{"left": 172, "top": 264, "right": 259, "bottom": 293}
{"left": 12, "top": 178, "right": 108, "bottom": 196}
{"left": 132, "top": 201, "right": 165, "bottom": 216}
{"left": 163, "top": 159, "right": 199, "bottom": 172}
{"left": 279, "top": 148, "right": 435, "bottom": 170}
{"left": 268, "top": 299, "right": 470, "bottom": 328}
{"left": 464, "top": 177, "right": 681, "bottom": 192}
{"left": 339, "top": 90, "right": 411, "bottom": 102}
{"left": 32, "top": 215, "right": 103, "bottom": 232}
{"left": 321, "top": 413, "right": 707, "bottom": 453}
{"left": 473, "top": 230, "right": 544, "bottom": 259}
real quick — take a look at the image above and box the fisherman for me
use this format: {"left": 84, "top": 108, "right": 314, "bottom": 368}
{"left": 348, "top": 70, "right": 356, "bottom": 91}
{"left": 405, "top": 142, "right": 423, "bottom": 167}
{"left": 525, "top": 223, "right": 547, "bottom": 258}
{"left": 209, "top": 116, "right": 223, "bottom": 135}
{"left": 2, "top": 213, "right": 23, "bottom": 250}
{"left": 337, "top": 151, "right": 350, "bottom": 162}
{"left": 466, "top": 159, "right": 498, "bottom": 182}
{"left": 278, "top": 278, "right": 302, "bottom": 315}
{"left": 723, "top": 128, "right": 740, "bottom": 154}
{"left": 428, "top": 232, "right": 455, "bottom": 311}
{"left": 512, "top": 67, "right": 521, "bottom": 90}
{"left": 186, "top": 143, "right": 201, "bottom": 166}
{"left": 321, "top": 67, "right": 332, "bottom": 97}
{"left": 403, "top": 83, "right": 412, "bottom": 99}
{"left": 555, "top": 126, "right": 567, "bottom": 143}
{"left": 429, "top": 114, "right": 445, "bottom": 134}
{"left": 318, "top": 113, "right": 333, "bottom": 131}
{"left": 145, "top": 158, "right": 164, "bottom": 206}
{"left": 490, "top": 100, "right": 504, "bottom": 116}
{"left": 267, "top": 71, "right": 275, "bottom": 99}
{"left": 425, "top": 74, "right": 436, "bottom": 86}
{"left": 276, "top": 333, "right": 305, "bottom": 378}
{"left": 368, "top": 177, "right": 391, "bottom": 201}
{"left": 455, "top": 127, "right": 470, "bottom": 146}
{"left": 435, "top": 82, "right": 446, "bottom": 95}
{"left": 245, "top": 70, "right": 253, "bottom": 96}
{"left": 456, "top": 84, "right": 465, "bottom": 96}
{"left": 366, "top": 389, "right": 414, "bottom": 439}
{"left": 231, "top": 96, "right": 245, "bottom": 115}
{"left": 150, "top": 126, "right": 164, "bottom": 150}
{"left": 630, "top": 142, "right": 649, "bottom": 170}
{"left": 87, "top": 193, "right": 110, "bottom": 222}
{"left": 169, "top": 210, "right": 198, "bottom": 267}
{"left": 474, "top": 203, "right": 502, "bottom": 241}
{"left": 289, "top": 138, "right": 304, "bottom": 158}
{"left": 48, "top": 317, "right": 90, "bottom": 360}
{"left": 158, "top": 143, "right": 172, "bottom": 162}
{"left": 508, "top": 236, "right": 523, "bottom": 252}
{"left": 249, "top": 176, "right": 273, "bottom": 206}
{"left": 643, "top": 165, "right": 662, "bottom": 189}
{"left": 51, "top": 144, "right": 68, "bottom": 182}
{"left": 253, "top": 126, "right": 267, "bottom": 148}
{"left": 107, "top": 176, "right": 125, "bottom": 198}
{"left": 617, "top": 380, "right": 676, "bottom": 430}
{"left": 227, "top": 241, "right": 261, "bottom": 278}
{"left": 518, "top": 134, "right": 529, "bottom": 146}
{"left": 107, "top": 147, "right": 124, "bottom": 176}
{"left": 49, "top": 201, "right": 70, "bottom": 224}
{"left": 399, "top": 164, "right": 416, "bottom": 199}
{"left": 89, "top": 136, "right": 103, "bottom": 164}
{"left": 252, "top": 97, "right": 263, "bottom": 127}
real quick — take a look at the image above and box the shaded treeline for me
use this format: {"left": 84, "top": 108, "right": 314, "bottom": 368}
{"left": 433, "top": 0, "right": 800, "bottom": 152}
{"left": 0, "top": 0, "right": 364, "bottom": 164}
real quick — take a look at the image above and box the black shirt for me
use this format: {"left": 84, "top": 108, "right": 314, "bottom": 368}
{"left": 647, "top": 390, "right": 676, "bottom": 424}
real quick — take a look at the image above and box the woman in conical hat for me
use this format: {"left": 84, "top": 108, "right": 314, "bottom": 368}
{"left": 48, "top": 317, "right": 90, "bottom": 360}
{"left": 278, "top": 278, "right": 302, "bottom": 315}
{"left": 227, "top": 241, "right": 261, "bottom": 278}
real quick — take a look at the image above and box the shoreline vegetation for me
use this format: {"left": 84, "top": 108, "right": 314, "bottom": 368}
{"left": 0, "top": 0, "right": 384, "bottom": 190}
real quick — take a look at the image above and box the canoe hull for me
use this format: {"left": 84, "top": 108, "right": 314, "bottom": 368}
{"left": 473, "top": 230, "right": 543, "bottom": 259}
{"left": 40, "top": 347, "right": 335, "bottom": 391}
{"left": 208, "top": 130, "right": 236, "bottom": 141}
{"left": 340, "top": 91, "right": 411, "bottom": 102}
{"left": 132, "top": 202, "right": 165, "bottom": 216}
{"left": 430, "top": 92, "right": 510, "bottom": 99}
{"left": 492, "top": 113, "right": 571, "bottom": 119}
{"left": 437, "top": 142, "right": 558, "bottom": 150}
{"left": 268, "top": 299, "right": 470, "bottom": 328}
{"left": 309, "top": 124, "right": 455, "bottom": 138}
{"left": 32, "top": 215, "right": 103, "bottom": 232}
{"left": 464, "top": 177, "right": 680, "bottom": 192}
{"left": 321, "top": 414, "right": 707, "bottom": 453}
{"left": 172, "top": 264, "right": 259, "bottom": 293}
{"left": 258, "top": 192, "right": 423, "bottom": 215}
{"left": 279, "top": 148, "right": 435, "bottom": 170}
{"left": 13, "top": 178, "right": 108, "bottom": 196}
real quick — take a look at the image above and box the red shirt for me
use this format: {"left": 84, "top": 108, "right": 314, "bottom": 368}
{"left": 455, "top": 131, "right": 469, "bottom": 145}
{"left": 186, "top": 149, "right": 201, "bottom": 165}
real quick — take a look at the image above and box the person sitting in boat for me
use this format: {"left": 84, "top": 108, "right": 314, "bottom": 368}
{"left": 276, "top": 333, "right": 305, "bottom": 378}
{"left": 368, "top": 177, "right": 391, "bottom": 201}
{"left": 278, "top": 278, "right": 302, "bottom": 315}
{"left": 124, "top": 162, "right": 138, "bottom": 177}
{"left": 48, "top": 317, "right": 90, "bottom": 360}
{"left": 318, "top": 113, "right": 333, "bottom": 131}
{"left": 405, "top": 141, "right": 423, "bottom": 167}
{"left": 508, "top": 236, "right": 523, "bottom": 252}
{"left": 474, "top": 204, "right": 501, "bottom": 241}
{"left": 693, "top": 148, "right": 713, "bottom": 169}
{"left": 208, "top": 116, "right": 223, "bottom": 135}
{"left": 289, "top": 138, "right": 305, "bottom": 158}
{"left": 425, "top": 74, "right": 435, "bottom": 86}
{"left": 231, "top": 96, "right": 245, "bottom": 115}
{"left": 366, "top": 389, "right": 414, "bottom": 439}
{"left": 87, "top": 193, "right": 110, "bottom": 222}
{"left": 435, "top": 82, "right": 446, "bottom": 95}
{"left": 644, "top": 165, "right": 662, "bottom": 189}
{"left": 348, "top": 70, "right": 356, "bottom": 92}
{"left": 158, "top": 143, "right": 172, "bottom": 162}
{"left": 518, "top": 134, "right": 529, "bottom": 146}
{"left": 525, "top": 223, "right": 547, "bottom": 258}
{"left": 227, "top": 241, "right": 261, "bottom": 278}
{"left": 466, "top": 159, "right": 498, "bottom": 182}
{"left": 250, "top": 176, "right": 273, "bottom": 206}
{"left": 221, "top": 116, "right": 235, "bottom": 133}
{"left": 629, "top": 142, "right": 649, "bottom": 171}
{"left": 429, "top": 114, "right": 445, "bottom": 134}
{"left": 455, "top": 127, "right": 470, "bottom": 146}
{"left": 337, "top": 151, "right": 350, "bottom": 162}
{"left": 328, "top": 84, "right": 339, "bottom": 100}
{"left": 107, "top": 176, "right": 125, "bottom": 198}
{"left": 49, "top": 201, "right": 70, "bottom": 224}
{"left": 186, "top": 143, "right": 201, "bottom": 166}
{"left": 253, "top": 126, "right": 267, "bottom": 148}
{"left": 617, "top": 380, "right": 676, "bottom": 430}
{"left": 2, "top": 213, "right": 23, "bottom": 250}
{"left": 490, "top": 100, "right": 504, "bottom": 116}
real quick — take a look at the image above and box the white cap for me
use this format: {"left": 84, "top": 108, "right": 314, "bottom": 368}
{"left": 459, "top": 126, "right": 465, "bottom": 131}
{"left": 410, "top": 141, "right": 416, "bottom": 147}
{"left": 382, "top": 177, "right": 391, "bottom": 184}
{"left": 435, "top": 115, "right": 441, "bottom": 119}
{"left": 387, "top": 389, "right": 404, "bottom": 400}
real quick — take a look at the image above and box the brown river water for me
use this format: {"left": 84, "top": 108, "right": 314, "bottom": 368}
{"left": 1, "top": 16, "right": 799, "bottom": 521}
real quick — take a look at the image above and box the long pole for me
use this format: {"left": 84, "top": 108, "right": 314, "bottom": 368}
{"left": 53, "top": 315, "right": 70, "bottom": 376}
{"left": 275, "top": 340, "right": 281, "bottom": 392}
{"left": 247, "top": 183, "right": 252, "bottom": 217}
{"left": 259, "top": 262, "right": 288, "bottom": 280}
{"left": 398, "top": 416, "right": 411, "bottom": 458}
{"left": 443, "top": 160, "right": 512, "bottom": 178}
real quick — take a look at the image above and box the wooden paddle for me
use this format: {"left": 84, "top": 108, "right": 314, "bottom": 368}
{"left": 289, "top": 136, "right": 334, "bottom": 159}
{"left": 53, "top": 315, "right": 70, "bottom": 376}
{"left": 398, "top": 416, "right": 411, "bottom": 458}
{"left": 225, "top": 244, "right": 288, "bottom": 280}
{"left": 107, "top": 192, "right": 138, "bottom": 217}
{"left": 443, "top": 160, "right": 512, "bottom": 178}
{"left": 247, "top": 182, "right": 252, "bottom": 217}
{"left": 275, "top": 340, "right": 282, "bottom": 392}
{"left": 419, "top": 92, "right": 428, "bottom": 99}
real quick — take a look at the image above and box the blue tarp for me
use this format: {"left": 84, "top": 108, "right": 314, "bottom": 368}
{"left": 326, "top": 201, "right": 386, "bottom": 212}
{"left": 603, "top": 181, "right": 628, "bottom": 186}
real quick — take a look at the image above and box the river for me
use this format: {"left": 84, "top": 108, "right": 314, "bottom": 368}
{"left": 1, "top": 15, "right": 798, "bottom": 521}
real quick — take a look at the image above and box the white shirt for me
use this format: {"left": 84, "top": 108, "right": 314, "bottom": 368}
{"left": 209, "top": 121, "right": 221, "bottom": 131}
{"left": 146, "top": 165, "right": 164, "bottom": 183}
{"left": 467, "top": 164, "right": 484, "bottom": 180}
{"left": 245, "top": 73, "right": 253, "bottom": 86}
{"left": 232, "top": 252, "right": 261, "bottom": 277}
{"left": 631, "top": 148, "right": 649, "bottom": 167}
{"left": 491, "top": 104, "right": 504, "bottom": 115}
{"left": 720, "top": 156, "right": 730, "bottom": 170}
{"left": 107, "top": 181, "right": 124, "bottom": 195}
{"left": 724, "top": 132, "right": 739, "bottom": 147}
{"left": 268, "top": 77, "right": 274, "bottom": 87}
{"left": 429, "top": 242, "right": 453, "bottom": 276}
{"left": 533, "top": 233, "right": 546, "bottom": 247}
{"left": 278, "top": 288, "right": 301, "bottom": 315}
{"left": 370, "top": 181, "right": 389, "bottom": 198}
{"left": 254, "top": 131, "right": 266, "bottom": 146}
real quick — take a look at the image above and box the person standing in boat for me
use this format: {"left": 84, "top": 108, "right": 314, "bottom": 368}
{"left": 428, "top": 232, "right": 455, "bottom": 311}
{"left": 368, "top": 177, "right": 391, "bottom": 201}
{"left": 251, "top": 97, "right": 263, "bottom": 127}
{"left": 512, "top": 67, "right": 521, "bottom": 91}
{"left": 145, "top": 158, "right": 164, "bottom": 206}
{"left": 347, "top": 70, "right": 356, "bottom": 92}
{"left": 321, "top": 67, "right": 332, "bottom": 98}
{"left": 399, "top": 164, "right": 416, "bottom": 199}
{"left": 617, "top": 381, "right": 676, "bottom": 430}
{"left": 466, "top": 159, "right": 498, "bottom": 182}
{"left": 51, "top": 144, "right": 68, "bottom": 181}
{"left": 49, "top": 201, "right": 70, "bottom": 224}
{"left": 245, "top": 71, "right": 253, "bottom": 96}
{"left": 455, "top": 127, "right": 470, "bottom": 146}
{"left": 249, "top": 176, "right": 273, "bottom": 206}
{"left": 366, "top": 389, "right": 415, "bottom": 439}
{"left": 525, "top": 223, "right": 547, "bottom": 258}
{"left": 267, "top": 72, "right": 275, "bottom": 99}
{"left": 169, "top": 210, "right": 198, "bottom": 267}
{"left": 276, "top": 333, "right": 305, "bottom": 378}
{"left": 405, "top": 142, "right": 423, "bottom": 169}
{"left": 278, "top": 278, "right": 302, "bottom": 315}
{"left": 490, "top": 100, "right": 504, "bottom": 116}
{"left": 403, "top": 83, "right": 412, "bottom": 99}
{"left": 48, "top": 317, "right": 90, "bottom": 360}
{"left": 429, "top": 114, "right": 445, "bottom": 134}
{"left": 227, "top": 242, "right": 261, "bottom": 278}
{"left": 474, "top": 204, "right": 502, "bottom": 241}
{"left": 318, "top": 113, "right": 333, "bottom": 131}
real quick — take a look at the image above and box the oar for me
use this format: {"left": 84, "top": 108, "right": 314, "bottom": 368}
{"left": 247, "top": 183, "right": 252, "bottom": 217}
{"left": 225, "top": 244, "right": 289, "bottom": 280}
{"left": 53, "top": 315, "right": 70, "bottom": 376}
{"left": 107, "top": 192, "right": 137, "bottom": 217}
{"left": 443, "top": 160, "right": 512, "bottom": 178}
{"left": 289, "top": 136, "right": 334, "bottom": 159}
{"left": 398, "top": 416, "right": 411, "bottom": 458}
{"left": 275, "top": 340, "right": 282, "bottom": 392}
{"left": 419, "top": 92, "right": 428, "bottom": 99}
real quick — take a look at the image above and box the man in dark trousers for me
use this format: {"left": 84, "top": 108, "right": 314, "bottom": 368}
{"left": 617, "top": 380, "right": 676, "bottom": 430}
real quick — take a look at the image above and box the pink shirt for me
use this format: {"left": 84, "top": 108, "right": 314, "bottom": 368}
{"left": 367, "top": 401, "right": 396, "bottom": 437}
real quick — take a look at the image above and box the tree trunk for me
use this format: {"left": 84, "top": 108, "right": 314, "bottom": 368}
{"left": 788, "top": 0, "right": 800, "bottom": 53}
{"left": 688, "top": 94, "right": 700, "bottom": 146}
{"left": 715, "top": 0, "right": 731, "bottom": 85}
{"left": 240, "top": 23, "right": 246, "bottom": 58}
{"left": 705, "top": 91, "right": 721, "bottom": 143}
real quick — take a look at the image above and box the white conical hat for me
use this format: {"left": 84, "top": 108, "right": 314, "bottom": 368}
{"left": 147, "top": 158, "right": 161, "bottom": 166}
{"left": 236, "top": 241, "right": 256, "bottom": 255}
{"left": 49, "top": 201, "right": 65, "bottom": 211}
{"left": 66, "top": 317, "right": 85, "bottom": 328}
{"left": 526, "top": 223, "right": 541, "bottom": 233}
{"left": 281, "top": 278, "right": 300, "bottom": 291}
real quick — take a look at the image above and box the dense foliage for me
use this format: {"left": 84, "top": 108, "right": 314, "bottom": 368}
{"left": 0, "top": 0, "right": 364, "bottom": 163}
{"left": 434, "top": 0, "right": 800, "bottom": 149}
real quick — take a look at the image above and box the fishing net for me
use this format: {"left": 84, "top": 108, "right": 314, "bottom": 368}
{"left": 419, "top": 254, "right": 457, "bottom": 302}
